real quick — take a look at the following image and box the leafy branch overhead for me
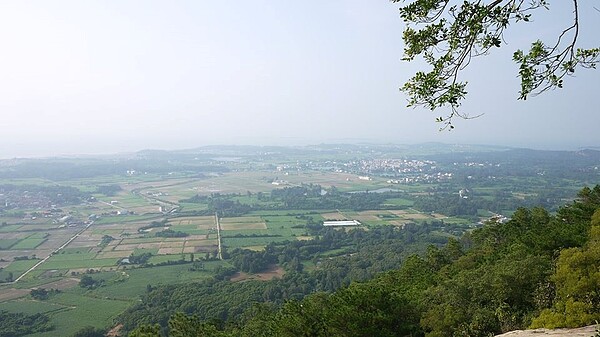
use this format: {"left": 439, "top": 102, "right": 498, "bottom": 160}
{"left": 394, "top": 0, "right": 599, "bottom": 130}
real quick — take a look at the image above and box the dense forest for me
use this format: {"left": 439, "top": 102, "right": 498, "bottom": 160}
{"left": 0, "top": 310, "right": 53, "bottom": 337}
{"left": 126, "top": 186, "right": 600, "bottom": 336}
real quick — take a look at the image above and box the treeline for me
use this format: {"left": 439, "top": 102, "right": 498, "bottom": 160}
{"left": 0, "top": 159, "right": 228, "bottom": 180}
{"left": 0, "top": 311, "right": 53, "bottom": 337}
{"left": 155, "top": 229, "right": 188, "bottom": 238}
{"left": 413, "top": 189, "right": 563, "bottom": 219}
{"left": 95, "top": 184, "right": 122, "bottom": 196}
{"left": 271, "top": 185, "right": 390, "bottom": 210}
{"left": 180, "top": 194, "right": 252, "bottom": 217}
{"left": 128, "top": 186, "right": 600, "bottom": 337}
{"left": 117, "top": 221, "right": 445, "bottom": 334}
{"left": 138, "top": 219, "right": 168, "bottom": 233}
{"left": 181, "top": 184, "right": 406, "bottom": 217}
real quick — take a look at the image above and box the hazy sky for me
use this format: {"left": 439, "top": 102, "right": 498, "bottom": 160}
{"left": 0, "top": 1, "right": 598, "bottom": 157}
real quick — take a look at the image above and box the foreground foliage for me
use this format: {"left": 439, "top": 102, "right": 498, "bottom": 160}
{"left": 395, "top": 0, "right": 599, "bottom": 128}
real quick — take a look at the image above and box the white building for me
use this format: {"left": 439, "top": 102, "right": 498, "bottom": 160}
{"left": 322, "top": 220, "right": 361, "bottom": 227}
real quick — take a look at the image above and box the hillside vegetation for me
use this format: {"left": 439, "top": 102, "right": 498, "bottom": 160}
{"left": 128, "top": 186, "right": 600, "bottom": 337}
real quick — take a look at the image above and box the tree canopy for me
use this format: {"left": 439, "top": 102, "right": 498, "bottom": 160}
{"left": 395, "top": 0, "right": 599, "bottom": 129}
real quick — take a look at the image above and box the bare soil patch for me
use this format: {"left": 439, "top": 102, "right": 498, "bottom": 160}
{"left": 36, "top": 277, "right": 80, "bottom": 291}
{"left": 0, "top": 288, "right": 29, "bottom": 302}
{"left": 107, "top": 324, "right": 123, "bottom": 337}
{"left": 388, "top": 220, "right": 410, "bottom": 227}
{"left": 243, "top": 245, "right": 266, "bottom": 251}
{"left": 170, "top": 216, "right": 215, "bottom": 226}
{"left": 158, "top": 247, "right": 182, "bottom": 255}
{"left": 231, "top": 265, "right": 285, "bottom": 282}
{"left": 354, "top": 214, "right": 381, "bottom": 222}
{"left": 221, "top": 222, "right": 267, "bottom": 230}
{"left": 96, "top": 250, "right": 132, "bottom": 259}
{"left": 137, "top": 242, "right": 162, "bottom": 249}
{"left": 113, "top": 244, "right": 139, "bottom": 251}
{"left": 159, "top": 241, "right": 184, "bottom": 248}
{"left": 406, "top": 213, "right": 430, "bottom": 220}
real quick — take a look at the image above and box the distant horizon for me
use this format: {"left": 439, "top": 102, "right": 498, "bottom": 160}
{"left": 3, "top": 140, "right": 599, "bottom": 160}
{"left": 1, "top": 2, "right": 599, "bottom": 161}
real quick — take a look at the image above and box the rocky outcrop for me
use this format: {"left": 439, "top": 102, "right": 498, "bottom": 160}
{"left": 496, "top": 325, "right": 598, "bottom": 337}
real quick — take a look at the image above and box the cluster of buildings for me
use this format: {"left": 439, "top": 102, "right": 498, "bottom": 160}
{"left": 346, "top": 159, "right": 437, "bottom": 174}
{"left": 0, "top": 190, "right": 57, "bottom": 210}
{"left": 386, "top": 172, "right": 453, "bottom": 184}
{"left": 455, "top": 161, "right": 500, "bottom": 167}
{"left": 269, "top": 157, "right": 457, "bottom": 185}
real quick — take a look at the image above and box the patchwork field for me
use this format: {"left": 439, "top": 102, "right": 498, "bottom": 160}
{"left": 0, "top": 166, "right": 478, "bottom": 337}
{"left": 220, "top": 216, "right": 267, "bottom": 230}
{"left": 129, "top": 171, "right": 392, "bottom": 199}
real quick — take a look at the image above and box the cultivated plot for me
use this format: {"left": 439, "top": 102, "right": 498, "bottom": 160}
{"left": 220, "top": 216, "right": 267, "bottom": 231}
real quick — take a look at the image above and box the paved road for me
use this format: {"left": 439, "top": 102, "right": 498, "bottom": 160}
{"left": 215, "top": 213, "right": 223, "bottom": 260}
{"left": 11, "top": 221, "right": 94, "bottom": 284}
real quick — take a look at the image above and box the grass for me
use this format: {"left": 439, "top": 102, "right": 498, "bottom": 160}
{"left": 3, "top": 259, "right": 40, "bottom": 273}
{"left": 26, "top": 292, "right": 133, "bottom": 337}
{"left": 147, "top": 254, "right": 181, "bottom": 264}
{"left": 220, "top": 229, "right": 270, "bottom": 237}
{"left": 40, "top": 258, "right": 119, "bottom": 270}
{"left": 249, "top": 210, "right": 324, "bottom": 216}
{"left": 11, "top": 237, "right": 47, "bottom": 250}
{"left": 133, "top": 248, "right": 159, "bottom": 255}
{"left": 93, "top": 214, "right": 162, "bottom": 225}
{"left": 179, "top": 202, "right": 209, "bottom": 212}
{"left": 120, "top": 237, "right": 166, "bottom": 244}
{"left": 0, "top": 238, "right": 20, "bottom": 249}
{"left": 0, "top": 224, "right": 23, "bottom": 232}
{"left": 0, "top": 299, "right": 68, "bottom": 315}
{"left": 223, "top": 236, "right": 292, "bottom": 248}
{"left": 60, "top": 247, "right": 93, "bottom": 254}
{"left": 383, "top": 198, "right": 414, "bottom": 207}
{"left": 169, "top": 225, "right": 209, "bottom": 235}
{"left": 45, "top": 252, "right": 98, "bottom": 261}
{"left": 262, "top": 215, "right": 307, "bottom": 225}
{"left": 90, "top": 261, "right": 229, "bottom": 299}
{"left": 9, "top": 273, "right": 71, "bottom": 289}
{"left": 0, "top": 259, "right": 40, "bottom": 281}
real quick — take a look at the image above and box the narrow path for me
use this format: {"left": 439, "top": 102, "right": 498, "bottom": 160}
{"left": 130, "top": 179, "right": 197, "bottom": 207}
{"left": 215, "top": 212, "right": 223, "bottom": 260}
{"left": 11, "top": 221, "right": 94, "bottom": 284}
{"left": 97, "top": 200, "right": 125, "bottom": 210}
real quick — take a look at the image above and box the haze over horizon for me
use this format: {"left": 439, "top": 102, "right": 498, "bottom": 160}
{"left": 1, "top": 1, "right": 599, "bottom": 158}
